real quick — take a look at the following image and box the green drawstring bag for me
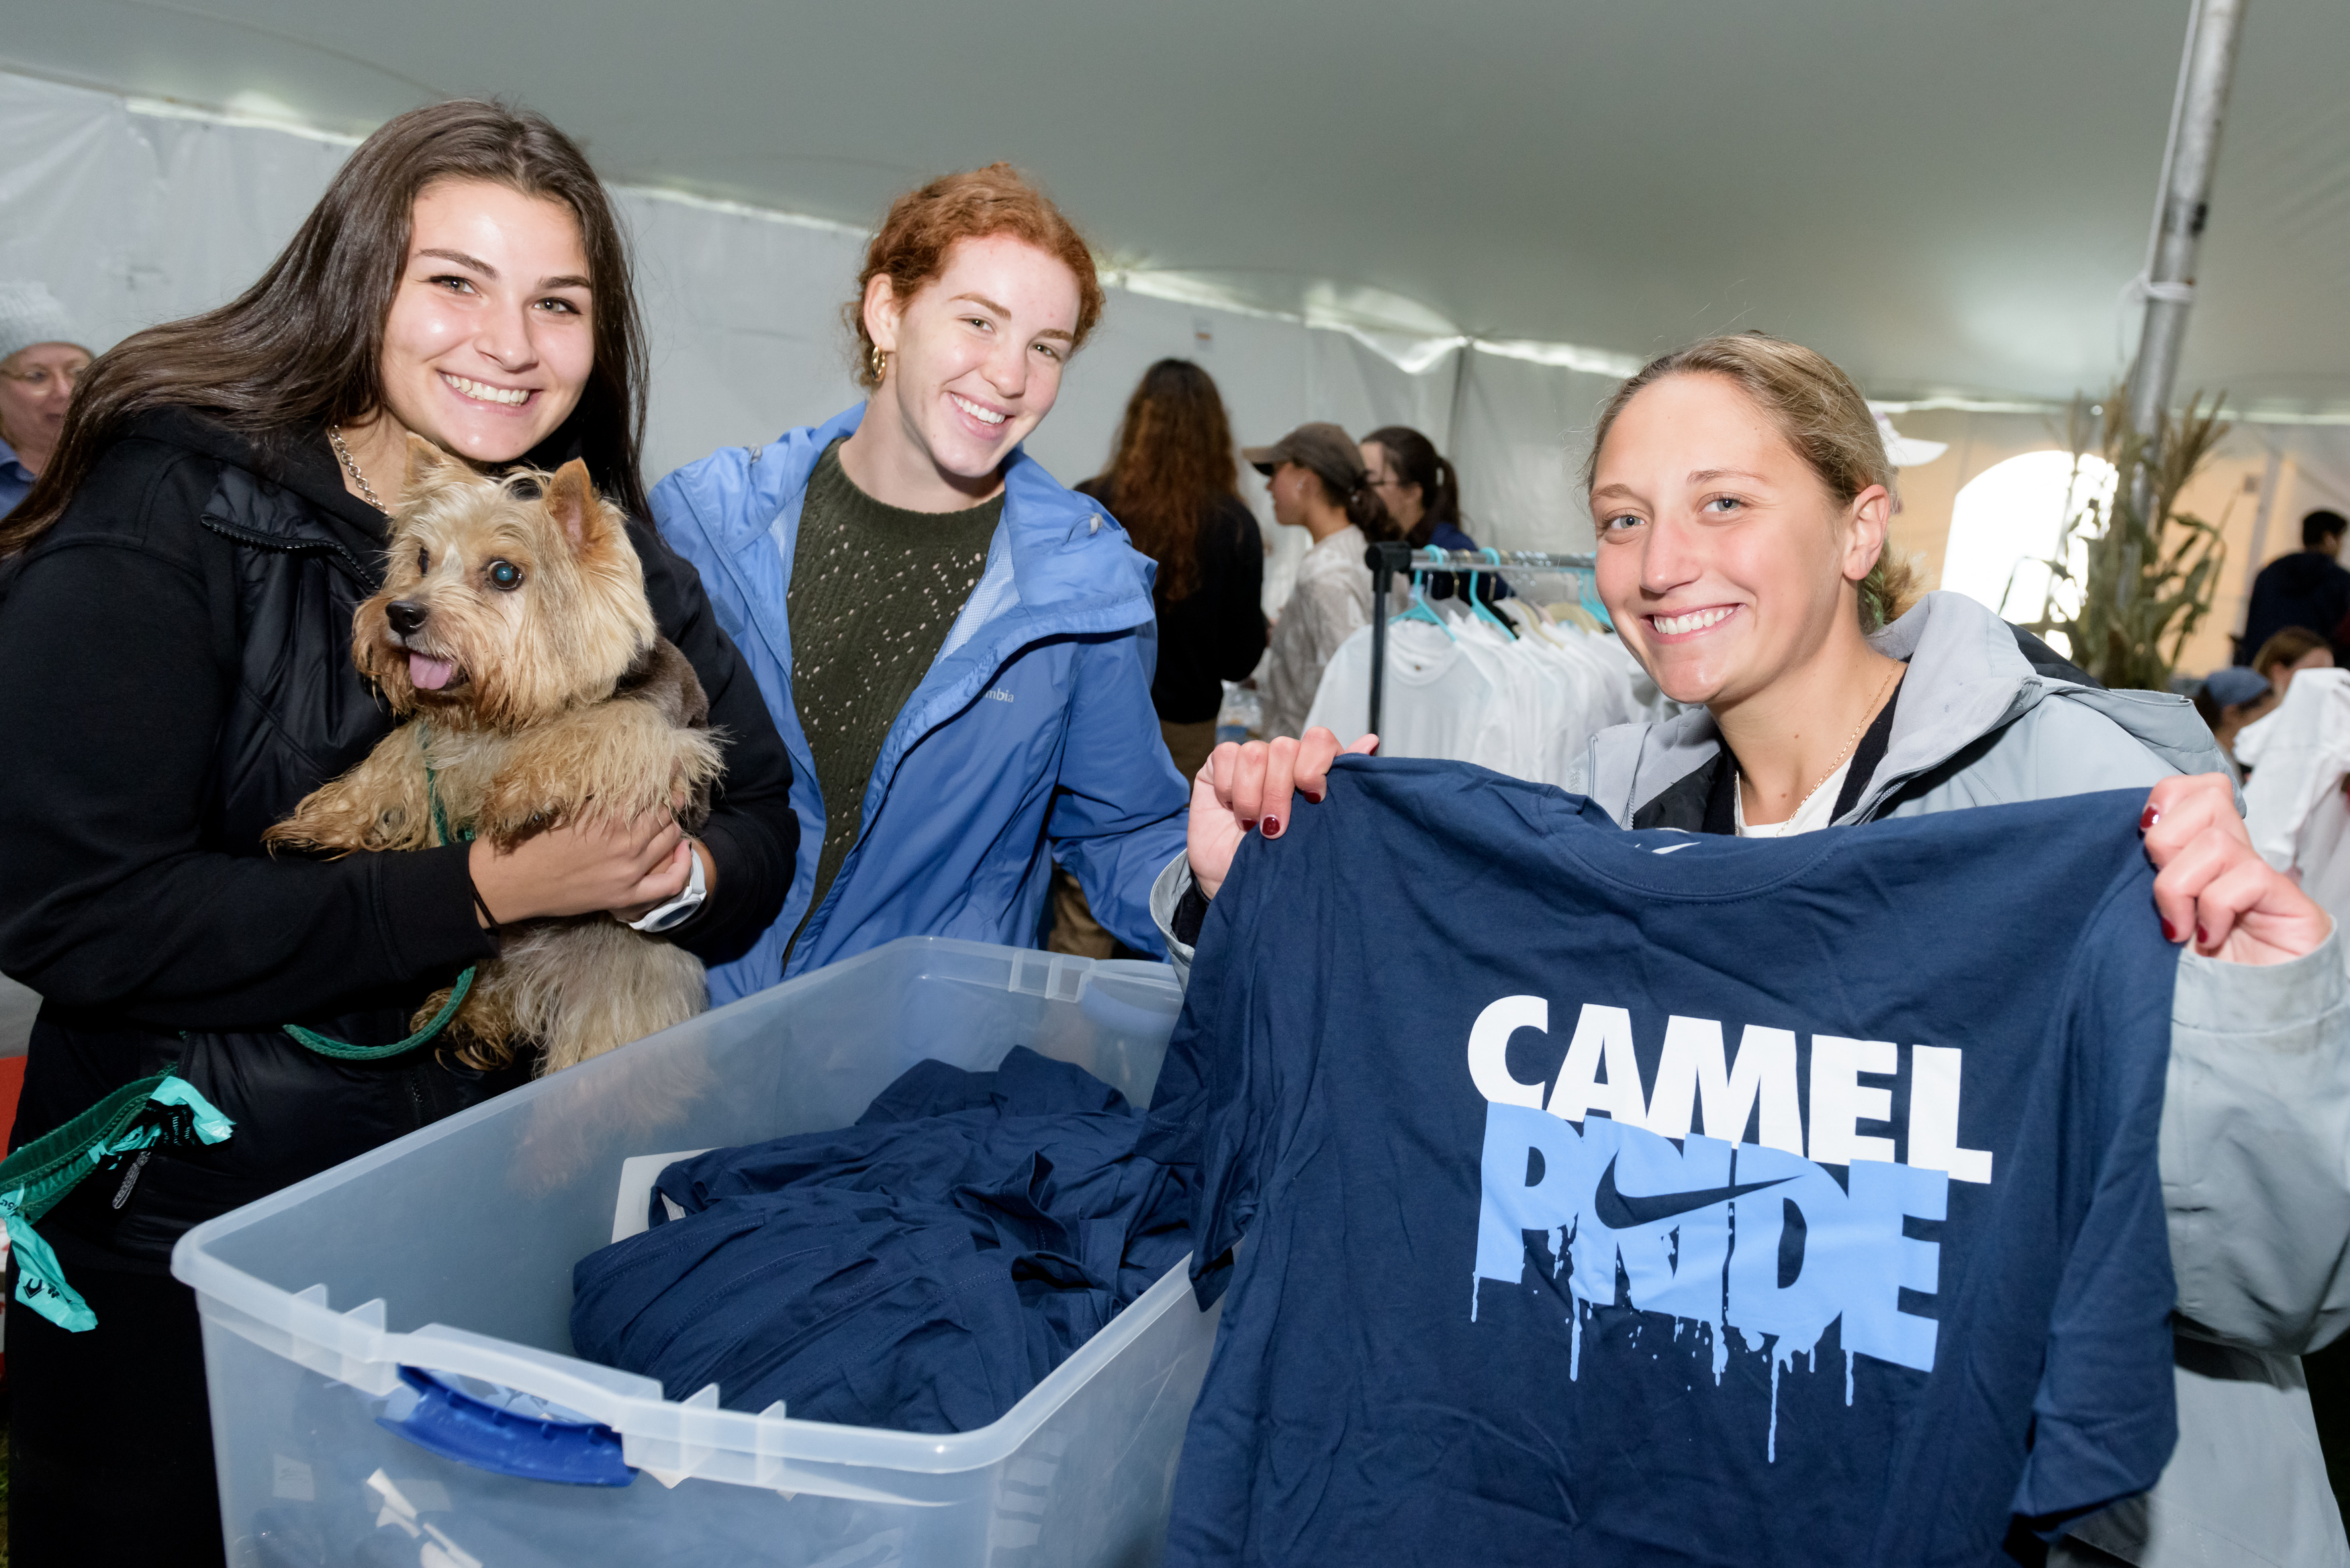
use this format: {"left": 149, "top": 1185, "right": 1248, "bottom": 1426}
{"left": 0, "top": 1071, "right": 236, "bottom": 1332}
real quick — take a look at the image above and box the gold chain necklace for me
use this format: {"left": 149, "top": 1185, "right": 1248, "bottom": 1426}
{"left": 1741, "top": 660, "right": 1904, "bottom": 827}
{"left": 327, "top": 426, "right": 386, "bottom": 513}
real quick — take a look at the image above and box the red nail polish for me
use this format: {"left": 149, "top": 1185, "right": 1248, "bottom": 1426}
{"left": 1262, "top": 816, "right": 1282, "bottom": 839}
{"left": 2161, "top": 919, "right": 2178, "bottom": 941}
{"left": 1305, "top": 791, "right": 1325, "bottom": 805}
{"left": 2140, "top": 805, "right": 2159, "bottom": 830}
{"left": 2196, "top": 925, "right": 2210, "bottom": 946}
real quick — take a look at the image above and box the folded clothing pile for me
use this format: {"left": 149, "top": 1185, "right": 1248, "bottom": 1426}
{"left": 569, "top": 1047, "right": 1193, "bottom": 1433}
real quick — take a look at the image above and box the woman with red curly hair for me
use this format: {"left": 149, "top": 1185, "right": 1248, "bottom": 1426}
{"left": 655, "top": 164, "right": 1190, "bottom": 993}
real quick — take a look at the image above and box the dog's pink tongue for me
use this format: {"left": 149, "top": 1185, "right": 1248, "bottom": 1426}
{"left": 409, "top": 653, "right": 457, "bottom": 691}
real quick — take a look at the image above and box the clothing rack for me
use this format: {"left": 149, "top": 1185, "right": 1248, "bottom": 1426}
{"left": 1364, "top": 542, "right": 1601, "bottom": 738}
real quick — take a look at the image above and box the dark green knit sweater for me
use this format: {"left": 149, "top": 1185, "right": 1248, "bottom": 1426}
{"left": 787, "top": 439, "right": 1001, "bottom": 943}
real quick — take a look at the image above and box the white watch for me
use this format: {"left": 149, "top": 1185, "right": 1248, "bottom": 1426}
{"left": 626, "top": 844, "right": 706, "bottom": 934}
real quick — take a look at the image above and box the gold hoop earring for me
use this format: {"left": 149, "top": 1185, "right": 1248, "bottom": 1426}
{"left": 869, "top": 344, "right": 888, "bottom": 381}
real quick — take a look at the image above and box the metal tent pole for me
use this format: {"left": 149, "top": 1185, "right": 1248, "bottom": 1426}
{"left": 1366, "top": 542, "right": 1397, "bottom": 739}
{"left": 2123, "top": 0, "right": 2249, "bottom": 534}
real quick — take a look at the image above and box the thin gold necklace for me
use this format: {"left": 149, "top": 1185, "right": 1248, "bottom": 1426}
{"left": 328, "top": 426, "right": 386, "bottom": 513}
{"left": 1740, "top": 660, "right": 1904, "bottom": 826}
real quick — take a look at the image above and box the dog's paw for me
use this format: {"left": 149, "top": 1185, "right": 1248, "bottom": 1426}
{"left": 473, "top": 783, "right": 568, "bottom": 847}
{"left": 265, "top": 802, "right": 389, "bottom": 856}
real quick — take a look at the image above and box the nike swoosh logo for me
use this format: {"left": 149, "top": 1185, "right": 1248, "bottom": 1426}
{"left": 1592, "top": 1153, "right": 1795, "bottom": 1228}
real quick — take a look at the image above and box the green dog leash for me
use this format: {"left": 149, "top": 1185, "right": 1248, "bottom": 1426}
{"left": 281, "top": 722, "right": 481, "bottom": 1061}
{"left": 2, "top": 727, "right": 482, "bottom": 1331}
{"left": 0, "top": 1070, "right": 236, "bottom": 1331}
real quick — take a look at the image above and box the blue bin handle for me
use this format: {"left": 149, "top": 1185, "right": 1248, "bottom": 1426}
{"left": 377, "top": 1366, "right": 636, "bottom": 1487}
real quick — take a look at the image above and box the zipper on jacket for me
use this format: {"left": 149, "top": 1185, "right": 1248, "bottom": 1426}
{"left": 784, "top": 648, "right": 1029, "bottom": 972}
{"left": 198, "top": 513, "right": 378, "bottom": 588}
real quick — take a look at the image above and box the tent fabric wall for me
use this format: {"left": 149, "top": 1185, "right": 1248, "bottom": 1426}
{"left": 16, "top": 65, "right": 2347, "bottom": 648}
{"left": 0, "top": 69, "right": 1604, "bottom": 619}
{"left": 1883, "top": 406, "right": 2350, "bottom": 676}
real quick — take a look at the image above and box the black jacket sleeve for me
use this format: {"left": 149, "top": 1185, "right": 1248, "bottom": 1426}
{"left": 1205, "top": 497, "right": 1269, "bottom": 682}
{"left": 626, "top": 519, "right": 798, "bottom": 964}
{"left": 0, "top": 448, "right": 495, "bottom": 1030}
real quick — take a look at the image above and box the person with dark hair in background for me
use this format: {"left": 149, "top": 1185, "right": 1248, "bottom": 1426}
{"left": 1046, "top": 360, "right": 1267, "bottom": 959}
{"left": 1081, "top": 360, "right": 1266, "bottom": 781}
{"left": 2237, "top": 507, "right": 2350, "bottom": 665}
{"left": 0, "top": 102, "right": 799, "bottom": 1565}
{"left": 1362, "top": 424, "right": 1505, "bottom": 605}
{"left": 1248, "top": 422, "right": 1395, "bottom": 741}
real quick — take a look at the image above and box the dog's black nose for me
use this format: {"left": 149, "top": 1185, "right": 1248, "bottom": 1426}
{"left": 386, "top": 600, "right": 428, "bottom": 636}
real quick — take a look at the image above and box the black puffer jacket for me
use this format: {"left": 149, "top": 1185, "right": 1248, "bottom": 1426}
{"left": 0, "top": 409, "right": 798, "bottom": 1270}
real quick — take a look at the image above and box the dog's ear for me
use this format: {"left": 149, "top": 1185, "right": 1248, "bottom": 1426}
{"left": 545, "top": 459, "right": 615, "bottom": 553}
{"left": 404, "top": 434, "right": 472, "bottom": 499}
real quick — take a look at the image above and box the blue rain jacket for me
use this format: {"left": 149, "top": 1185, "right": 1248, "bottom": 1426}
{"left": 653, "top": 404, "right": 1189, "bottom": 1001}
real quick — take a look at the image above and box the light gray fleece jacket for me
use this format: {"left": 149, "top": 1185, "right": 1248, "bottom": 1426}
{"left": 1152, "top": 591, "right": 2350, "bottom": 1567}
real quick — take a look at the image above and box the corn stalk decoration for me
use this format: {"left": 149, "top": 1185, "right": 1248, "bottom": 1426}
{"left": 2024, "top": 391, "right": 2230, "bottom": 691}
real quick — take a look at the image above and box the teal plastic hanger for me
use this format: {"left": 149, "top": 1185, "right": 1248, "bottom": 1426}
{"left": 1390, "top": 554, "right": 1456, "bottom": 641}
{"left": 1577, "top": 565, "right": 1615, "bottom": 630}
{"left": 1467, "top": 548, "right": 1516, "bottom": 636}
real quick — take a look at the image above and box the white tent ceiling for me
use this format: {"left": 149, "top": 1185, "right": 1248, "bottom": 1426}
{"left": 6, "top": 0, "right": 2349, "bottom": 416}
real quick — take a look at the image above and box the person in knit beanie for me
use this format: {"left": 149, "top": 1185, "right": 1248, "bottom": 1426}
{"left": 0, "top": 282, "right": 93, "bottom": 517}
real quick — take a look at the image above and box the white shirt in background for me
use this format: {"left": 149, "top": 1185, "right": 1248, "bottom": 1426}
{"left": 2236, "top": 667, "right": 2350, "bottom": 931}
{"left": 1303, "top": 599, "right": 1646, "bottom": 788}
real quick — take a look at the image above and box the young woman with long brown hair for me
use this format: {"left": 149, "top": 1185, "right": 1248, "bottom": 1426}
{"left": 1042, "top": 359, "right": 1266, "bottom": 957}
{"left": 1168, "top": 333, "right": 2350, "bottom": 1564}
{"left": 0, "top": 102, "right": 798, "bottom": 1565}
{"left": 1080, "top": 357, "right": 1266, "bottom": 780}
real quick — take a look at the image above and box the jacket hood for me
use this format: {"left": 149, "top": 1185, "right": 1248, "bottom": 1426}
{"left": 1581, "top": 590, "right": 2227, "bottom": 826}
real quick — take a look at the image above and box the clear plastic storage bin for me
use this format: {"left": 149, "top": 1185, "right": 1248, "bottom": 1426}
{"left": 171, "top": 938, "right": 1216, "bottom": 1568}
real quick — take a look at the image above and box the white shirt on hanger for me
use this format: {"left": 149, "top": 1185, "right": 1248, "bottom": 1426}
{"left": 1305, "top": 620, "right": 1511, "bottom": 765}
{"left": 1303, "top": 573, "right": 1649, "bottom": 789}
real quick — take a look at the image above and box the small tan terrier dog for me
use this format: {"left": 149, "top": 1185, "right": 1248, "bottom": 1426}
{"left": 269, "top": 436, "right": 722, "bottom": 1074}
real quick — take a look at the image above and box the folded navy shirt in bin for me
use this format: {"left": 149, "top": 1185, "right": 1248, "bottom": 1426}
{"left": 571, "top": 1047, "right": 1192, "bottom": 1432}
{"left": 1156, "top": 759, "right": 2179, "bottom": 1568}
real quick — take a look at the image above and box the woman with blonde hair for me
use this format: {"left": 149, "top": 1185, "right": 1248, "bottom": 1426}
{"left": 2253, "top": 623, "right": 2334, "bottom": 696}
{"left": 1168, "top": 332, "right": 2350, "bottom": 1565}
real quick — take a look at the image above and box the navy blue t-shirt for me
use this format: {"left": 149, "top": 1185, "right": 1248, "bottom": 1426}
{"left": 1157, "top": 758, "right": 2179, "bottom": 1568}
{"left": 571, "top": 1048, "right": 1192, "bottom": 1432}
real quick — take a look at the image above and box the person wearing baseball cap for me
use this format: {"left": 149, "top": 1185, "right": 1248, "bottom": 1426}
{"left": 1244, "top": 422, "right": 1398, "bottom": 741}
{"left": 2192, "top": 665, "right": 2277, "bottom": 779}
{"left": 0, "top": 282, "right": 93, "bottom": 518}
